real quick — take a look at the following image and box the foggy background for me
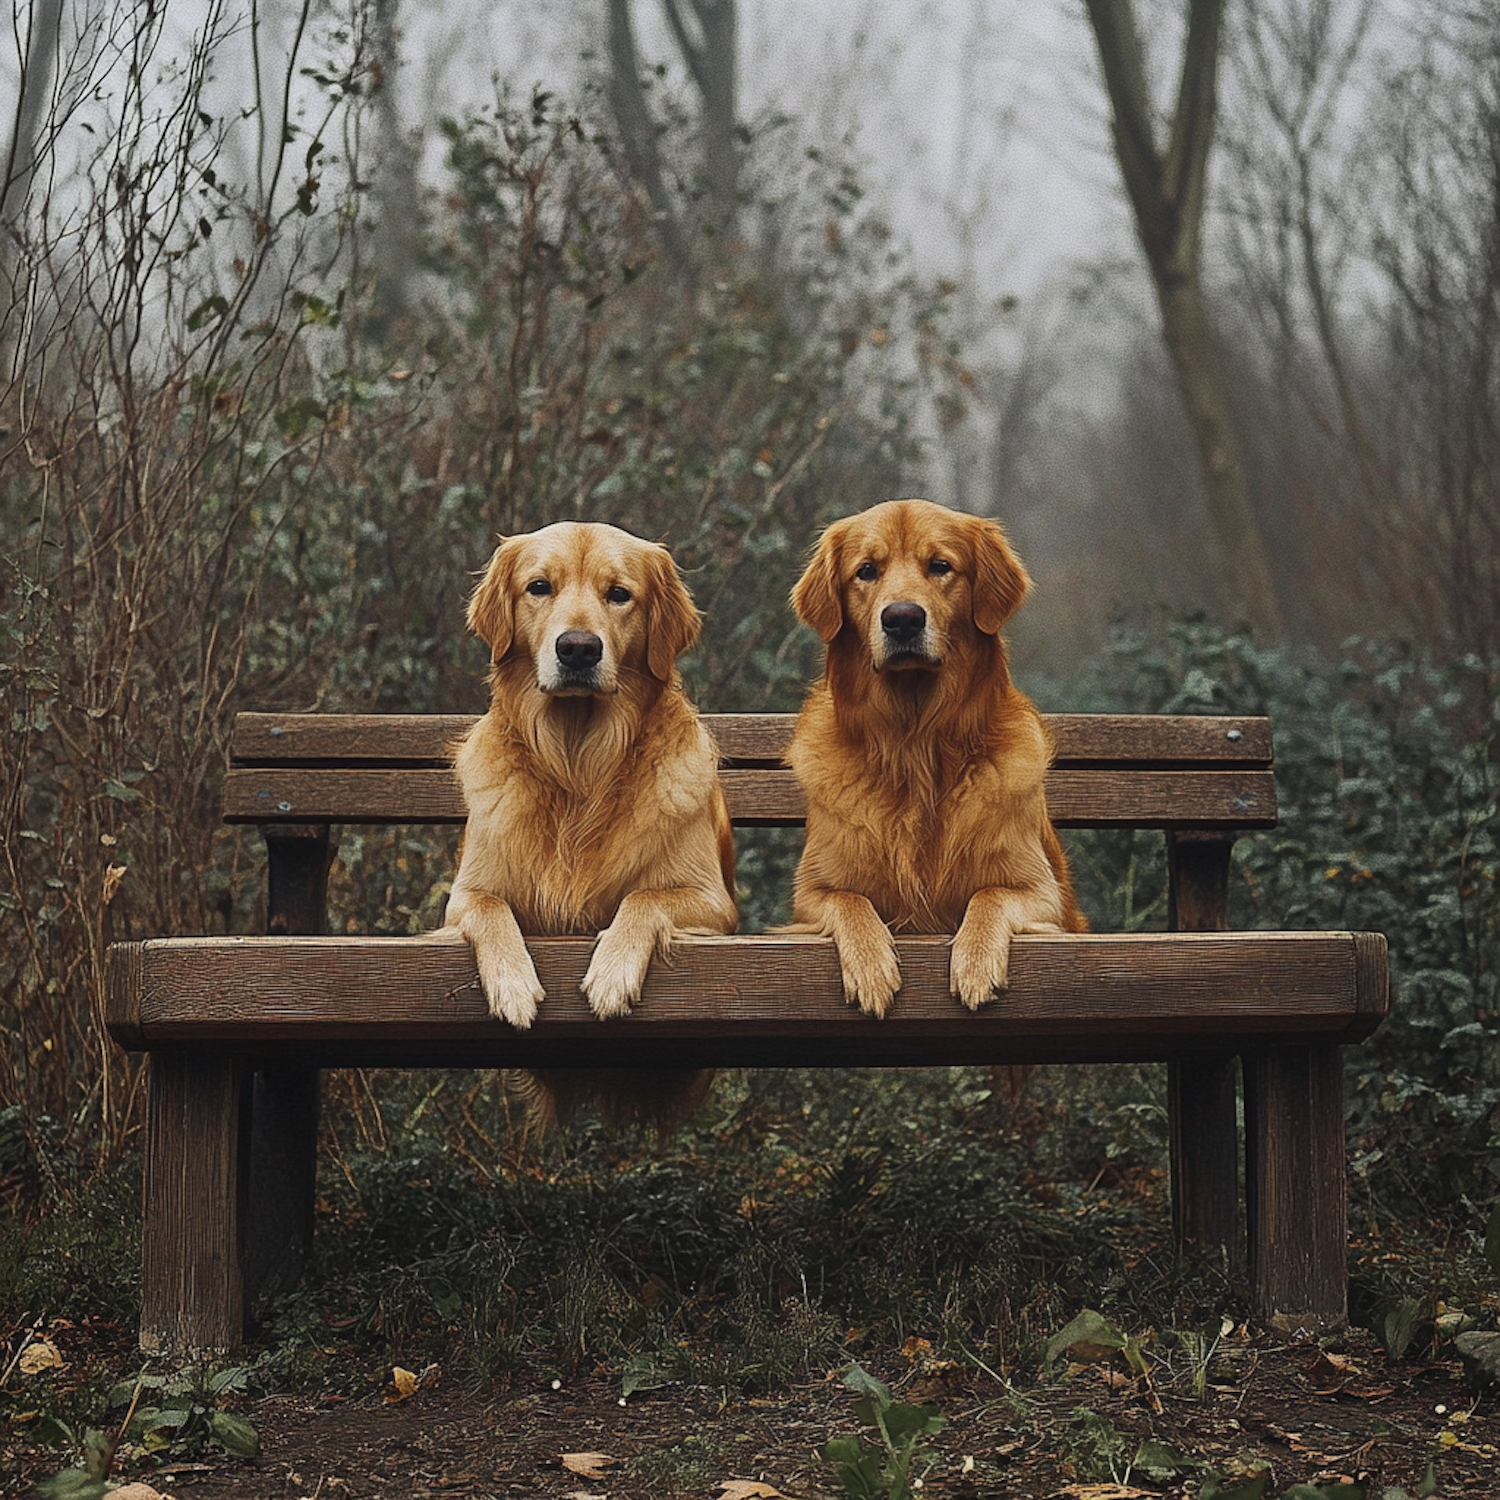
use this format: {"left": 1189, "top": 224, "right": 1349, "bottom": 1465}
{"left": 4, "top": 0, "right": 1497, "bottom": 674}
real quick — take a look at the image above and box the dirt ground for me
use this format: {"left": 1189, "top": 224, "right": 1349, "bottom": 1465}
{"left": 4, "top": 1319, "right": 1497, "bottom": 1499}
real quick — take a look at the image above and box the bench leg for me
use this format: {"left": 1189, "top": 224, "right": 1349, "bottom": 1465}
{"left": 140, "top": 1053, "right": 248, "bottom": 1357}
{"left": 1168, "top": 1056, "right": 1243, "bottom": 1272}
{"left": 244, "top": 1068, "right": 321, "bottom": 1309}
{"left": 1165, "top": 833, "right": 1246, "bottom": 1273}
{"left": 1245, "top": 1044, "right": 1349, "bottom": 1332}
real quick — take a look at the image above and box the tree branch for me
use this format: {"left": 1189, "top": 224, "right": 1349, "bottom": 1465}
{"left": 607, "top": 0, "right": 691, "bottom": 272}
{"left": 1163, "top": 0, "right": 1226, "bottom": 268}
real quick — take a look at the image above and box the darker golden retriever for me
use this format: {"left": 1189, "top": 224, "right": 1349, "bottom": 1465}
{"left": 443, "top": 521, "right": 736, "bottom": 1119}
{"left": 786, "top": 497, "right": 1085, "bottom": 1016}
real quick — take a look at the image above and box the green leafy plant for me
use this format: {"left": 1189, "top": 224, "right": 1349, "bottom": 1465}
{"left": 33, "top": 1427, "right": 114, "bottom": 1500}
{"left": 107, "top": 1365, "right": 260, "bottom": 1461}
{"left": 820, "top": 1363, "right": 946, "bottom": 1500}
{"left": 1045, "top": 1307, "right": 1152, "bottom": 1380}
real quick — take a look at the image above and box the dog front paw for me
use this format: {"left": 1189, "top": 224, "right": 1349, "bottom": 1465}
{"left": 837, "top": 933, "right": 902, "bottom": 1019}
{"left": 480, "top": 959, "right": 545, "bottom": 1029}
{"left": 949, "top": 924, "right": 1012, "bottom": 1011}
{"left": 581, "top": 931, "right": 651, "bottom": 1020}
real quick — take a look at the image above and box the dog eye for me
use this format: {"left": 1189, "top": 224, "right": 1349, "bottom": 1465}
{"left": 928, "top": 558, "right": 952, "bottom": 576}
{"left": 854, "top": 562, "right": 879, "bottom": 582}
{"left": 605, "top": 585, "right": 632, "bottom": 604}
{"left": 525, "top": 578, "right": 552, "bottom": 596}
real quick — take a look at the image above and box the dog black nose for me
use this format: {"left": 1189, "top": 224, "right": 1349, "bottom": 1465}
{"left": 880, "top": 602, "right": 926, "bottom": 642}
{"left": 555, "top": 630, "right": 604, "bottom": 668}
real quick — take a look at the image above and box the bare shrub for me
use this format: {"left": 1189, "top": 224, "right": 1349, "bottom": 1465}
{"left": 1, "top": 7, "right": 970, "bottom": 1163}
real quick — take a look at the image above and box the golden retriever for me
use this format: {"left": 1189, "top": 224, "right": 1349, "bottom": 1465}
{"left": 786, "top": 497, "right": 1085, "bottom": 1017}
{"left": 443, "top": 522, "right": 736, "bottom": 1047}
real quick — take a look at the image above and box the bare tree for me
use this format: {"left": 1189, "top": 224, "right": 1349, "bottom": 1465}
{"left": 362, "top": 0, "right": 421, "bottom": 339}
{"left": 1084, "top": 0, "right": 1284, "bottom": 635}
{"left": 1220, "top": 0, "right": 1500, "bottom": 655}
{"left": 606, "top": 0, "right": 739, "bottom": 273}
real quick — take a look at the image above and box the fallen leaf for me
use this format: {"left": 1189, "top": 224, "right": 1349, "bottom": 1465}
{"left": 1308, "top": 1350, "right": 1359, "bottom": 1392}
{"left": 562, "top": 1452, "right": 616, "bottom": 1479}
{"left": 716, "top": 1483, "right": 787, "bottom": 1499}
{"left": 383, "top": 1362, "right": 439, "bottom": 1403}
{"left": 19, "top": 1339, "right": 65, "bottom": 1375}
{"left": 112, "top": 1486, "right": 173, "bottom": 1500}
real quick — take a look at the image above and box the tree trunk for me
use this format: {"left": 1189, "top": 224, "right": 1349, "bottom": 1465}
{"left": 1156, "top": 275, "right": 1283, "bottom": 625}
{"left": 608, "top": 0, "right": 692, "bottom": 274}
{"left": 664, "top": 0, "right": 739, "bottom": 242}
{"left": 1086, "top": 0, "right": 1285, "bottom": 636}
{"left": 363, "top": 0, "right": 419, "bottom": 341}
{"left": 2, "top": 0, "right": 65, "bottom": 374}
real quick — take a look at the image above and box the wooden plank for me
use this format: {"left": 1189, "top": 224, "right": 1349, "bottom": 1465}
{"left": 232, "top": 711, "right": 1273, "bottom": 769}
{"left": 1245, "top": 1044, "right": 1350, "bottom": 1332}
{"left": 233, "top": 713, "right": 475, "bottom": 766}
{"left": 139, "top": 1052, "right": 246, "bottom": 1357}
{"left": 222, "top": 765, "right": 1277, "bottom": 829}
{"left": 1050, "top": 714, "right": 1272, "bottom": 767}
{"left": 1166, "top": 829, "right": 1243, "bottom": 1271}
{"left": 105, "top": 931, "right": 1386, "bottom": 1067}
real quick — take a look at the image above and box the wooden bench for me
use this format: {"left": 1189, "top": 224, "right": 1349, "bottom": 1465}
{"left": 105, "top": 710, "right": 1389, "bottom": 1357}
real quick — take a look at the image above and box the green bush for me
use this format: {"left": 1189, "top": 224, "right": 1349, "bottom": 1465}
{"left": 1044, "top": 623, "right": 1500, "bottom": 1220}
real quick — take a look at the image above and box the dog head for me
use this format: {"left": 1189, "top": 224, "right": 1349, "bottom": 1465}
{"left": 468, "top": 522, "right": 701, "bottom": 696}
{"left": 792, "top": 498, "right": 1031, "bottom": 672}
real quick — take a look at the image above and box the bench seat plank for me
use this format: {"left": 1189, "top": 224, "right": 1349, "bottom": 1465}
{"left": 231, "top": 712, "right": 1274, "bottom": 769}
{"left": 221, "top": 765, "right": 1278, "bottom": 828}
{"left": 108, "top": 931, "right": 1386, "bottom": 1067}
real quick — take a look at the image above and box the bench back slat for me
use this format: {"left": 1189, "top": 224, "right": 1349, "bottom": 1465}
{"left": 226, "top": 711, "right": 1275, "bottom": 831}
{"left": 232, "top": 711, "right": 1273, "bottom": 769}
{"left": 222, "top": 764, "right": 1277, "bottom": 829}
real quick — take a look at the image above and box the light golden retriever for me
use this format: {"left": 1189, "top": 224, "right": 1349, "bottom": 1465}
{"left": 444, "top": 522, "right": 736, "bottom": 1043}
{"left": 786, "top": 497, "right": 1085, "bottom": 1017}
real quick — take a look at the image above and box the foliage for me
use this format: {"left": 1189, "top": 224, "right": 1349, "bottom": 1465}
{"left": 0, "top": 14, "right": 968, "bottom": 1159}
{"left": 1043, "top": 622, "right": 1500, "bottom": 1224}
{"left": 819, "top": 1363, "right": 945, "bottom": 1500}
{"left": 108, "top": 1365, "right": 261, "bottom": 1461}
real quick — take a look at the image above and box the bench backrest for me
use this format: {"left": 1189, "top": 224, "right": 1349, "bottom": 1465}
{"left": 226, "top": 712, "right": 1275, "bottom": 831}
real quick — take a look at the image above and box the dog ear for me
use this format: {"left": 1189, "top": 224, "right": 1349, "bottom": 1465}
{"left": 791, "top": 523, "right": 846, "bottom": 642}
{"left": 467, "top": 538, "right": 518, "bottom": 661}
{"left": 971, "top": 518, "right": 1032, "bottom": 635}
{"left": 644, "top": 546, "right": 702, "bottom": 681}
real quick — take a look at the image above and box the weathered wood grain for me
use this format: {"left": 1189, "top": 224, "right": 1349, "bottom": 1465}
{"left": 1245, "top": 1044, "right": 1350, "bottom": 1330}
{"left": 107, "top": 931, "right": 1384, "bottom": 1066}
{"left": 221, "top": 765, "right": 1277, "bottom": 829}
{"left": 231, "top": 711, "right": 1274, "bottom": 769}
{"left": 1166, "top": 829, "right": 1244, "bottom": 1271}
{"left": 139, "top": 1053, "right": 244, "bottom": 1358}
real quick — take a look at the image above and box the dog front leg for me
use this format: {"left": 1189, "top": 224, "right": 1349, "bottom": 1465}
{"left": 792, "top": 888, "right": 902, "bottom": 1018}
{"left": 444, "top": 889, "right": 545, "bottom": 1028}
{"left": 950, "top": 886, "right": 1065, "bottom": 1010}
{"left": 583, "top": 886, "right": 736, "bottom": 1020}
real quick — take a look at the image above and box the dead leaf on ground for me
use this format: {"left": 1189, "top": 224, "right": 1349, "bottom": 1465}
{"left": 384, "top": 1362, "right": 440, "bottom": 1402}
{"left": 18, "top": 1339, "right": 66, "bottom": 1375}
{"left": 111, "top": 1486, "right": 175, "bottom": 1500}
{"left": 1308, "top": 1349, "right": 1361, "bottom": 1393}
{"left": 561, "top": 1451, "right": 617, "bottom": 1479}
{"left": 716, "top": 1482, "right": 788, "bottom": 1499}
